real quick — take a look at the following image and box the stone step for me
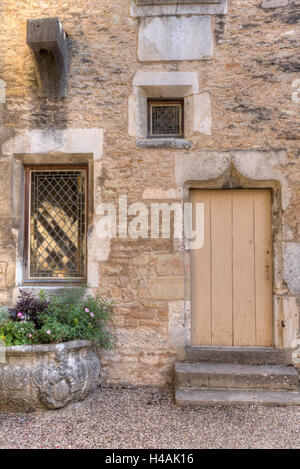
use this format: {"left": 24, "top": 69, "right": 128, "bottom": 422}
{"left": 185, "top": 346, "right": 287, "bottom": 366}
{"left": 175, "top": 362, "right": 299, "bottom": 391}
{"left": 176, "top": 387, "right": 300, "bottom": 407}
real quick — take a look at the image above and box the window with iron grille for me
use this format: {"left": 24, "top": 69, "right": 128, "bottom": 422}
{"left": 24, "top": 168, "right": 87, "bottom": 281}
{"left": 148, "top": 99, "right": 184, "bottom": 138}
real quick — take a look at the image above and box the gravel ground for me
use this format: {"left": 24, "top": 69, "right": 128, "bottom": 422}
{"left": 0, "top": 386, "right": 299, "bottom": 449}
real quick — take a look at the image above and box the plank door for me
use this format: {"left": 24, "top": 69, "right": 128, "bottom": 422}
{"left": 190, "top": 189, "right": 273, "bottom": 347}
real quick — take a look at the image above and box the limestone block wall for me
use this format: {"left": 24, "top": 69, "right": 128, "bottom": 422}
{"left": 0, "top": 0, "right": 299, "bottom": 384}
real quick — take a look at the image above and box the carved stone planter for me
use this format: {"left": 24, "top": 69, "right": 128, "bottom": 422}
{"left": 0, "top": 340, "right": 100, "bottom": 411}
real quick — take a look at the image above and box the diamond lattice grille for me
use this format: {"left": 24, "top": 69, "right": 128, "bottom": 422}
{"left": 29, "top": 170, "right": 87, "bottom": 279}
{"left": 150, "top": 103, "right": 182, "bottom": 137}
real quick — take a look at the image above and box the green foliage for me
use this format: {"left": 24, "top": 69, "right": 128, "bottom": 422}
{"left": 0, "top": 320, "right": 35, "bottom": 346}
{"left": 0, "top": 287, "right": 114, "bottom": 348}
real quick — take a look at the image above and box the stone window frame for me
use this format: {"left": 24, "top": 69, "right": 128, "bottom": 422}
{"left": 2, "top": 129, "right": 105, "bottom": 299}
{"left": 128, "top": 71, "right": 212, "bottom": 148}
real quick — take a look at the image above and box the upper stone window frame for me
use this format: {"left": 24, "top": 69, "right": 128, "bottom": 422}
{"left": 131, "top": 0, "right": 228, "bottom": 62}
{"left": 130, "top": 0, "right": 228, "bottom": 16}
{"left": 128, "top": 71, "right": 212, "bottom": 148}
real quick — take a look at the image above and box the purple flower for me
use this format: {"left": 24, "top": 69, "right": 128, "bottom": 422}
{"left": 85, "top": 308, "right": 90, "bottom": 313}
{"left": 46, "top": 330, "right": 51, "bottom": 335}
{"left": 90, "top": 312, "right": 95, "bottom": 318}
{"left": 27, "top": 334, "right": 32, "bottom": 338}
{"left": 17, "top": 312, "right": 24, "bottom": 319}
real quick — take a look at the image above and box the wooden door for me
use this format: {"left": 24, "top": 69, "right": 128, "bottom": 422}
{"left": 190, "top": 189, "right": 273, "bottom": 347}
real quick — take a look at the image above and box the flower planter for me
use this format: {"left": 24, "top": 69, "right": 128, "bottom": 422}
{"left": 0, "top": 340, "right": 100, "bottom": 411}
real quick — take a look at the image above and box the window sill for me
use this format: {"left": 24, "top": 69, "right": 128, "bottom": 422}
{"left": 13, "top": 285, "right": 92, "bottom": 302}
{"left": 135, "top": 0, "right": 221, "bottom": 4}
{"left": 137, "top": 138, "right": 192, "bottom": 149}
{"left": 16, "top": 284, "right": 85, "bottom": 291}
{"left": 22, "top": 278, "right": 85, "bottom": 285}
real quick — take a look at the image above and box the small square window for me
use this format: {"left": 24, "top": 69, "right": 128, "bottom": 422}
{"left": 24, "top": 167, "right": 87, "bottom": 282}
{"left": 148, "top": 99, "right": 184, "bottom": 138}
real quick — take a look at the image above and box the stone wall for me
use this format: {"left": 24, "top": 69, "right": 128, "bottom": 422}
{"left": 0, "top": 0, "right": 300, "bottom": 384}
